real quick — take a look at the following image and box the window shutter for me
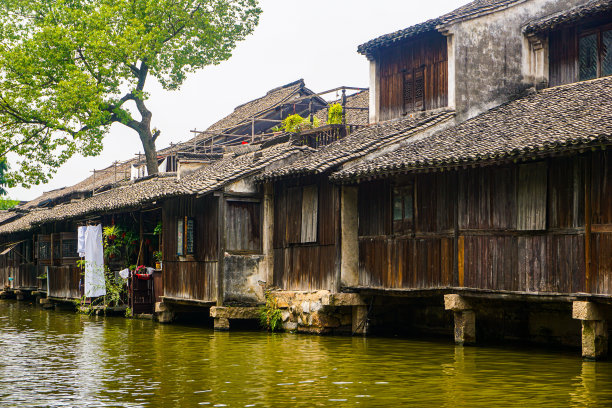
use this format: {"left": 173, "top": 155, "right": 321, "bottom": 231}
{"left": 517, "top": 162, "right": 547, "bottom": 230}
{"left": 414, "top": 67, "right": 425, "bottom": 111}
{"left": 403, "top": 71, "right": 414, "bottom": 113}
{"left": 300, "top": 185, "right": 318, "bottom": 243}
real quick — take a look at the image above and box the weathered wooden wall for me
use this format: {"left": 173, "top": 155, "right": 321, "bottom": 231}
{"left": 549, "top": 26, "right": 578, "bottom": 87}
{"left": 378, "top": 32, "right": 448, "bottom": 121}
{"left": 273, "top": 175, "right": 339, "bottom": 290}
{"left": 48, "top": 265, "right": 82, "bottom": 299}
{"left": 358, "top": 173, "right": 455, "bottom": 289}
{"left": 162, "top": 196, "right": 218, "bottom": 302}
{"left": 357, "top": 152, "right": 612, "bottom": 296}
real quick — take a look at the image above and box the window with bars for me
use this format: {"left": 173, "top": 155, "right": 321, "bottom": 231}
{"left": 579, "top": 27, "right": 612, "bottom": 81}
{"left": 62, "top": 239, "right": 78, "bottom": 259}
{"left": 38, "top": 241, "right": 51, "bottom": 260}
{"left": 403, "top": 67, "right": 425, "bottom": 114}
{"left": 177, "top": 216, "right": 195, "bottom": 256}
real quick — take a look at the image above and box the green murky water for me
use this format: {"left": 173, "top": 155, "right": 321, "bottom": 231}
{"left": 1, "top": 300, "right": 611, "bottom": 407}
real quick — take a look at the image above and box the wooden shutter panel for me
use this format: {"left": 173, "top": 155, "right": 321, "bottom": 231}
{"left": 517, "top": 162, "right": 547, "bottom": 230}
{"left": 403, "top": 71, "right": 414, "bottom": 114}
{"left": 301, "top": 185, "right": 318, "bottom": 243}
{"left": 414, "top": 67, "right": 425, "bottom": 111}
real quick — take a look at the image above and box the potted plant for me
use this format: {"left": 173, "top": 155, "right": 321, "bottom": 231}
{"left": 153, "top": 251, "right": 163, "bottom": 270}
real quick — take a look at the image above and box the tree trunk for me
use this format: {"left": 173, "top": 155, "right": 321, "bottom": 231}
{"left": 139, "top": 128, "right": 159, "bottom": 175}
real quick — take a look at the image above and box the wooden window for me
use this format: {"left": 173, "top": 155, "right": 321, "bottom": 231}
{"left": 176, "top": 217, "right": 195, "bottom": 256}
{"left": 517, "top": 162, "right": 547, "bottom": 231}
{"left": 393, "top": 184, "right": 414, "bottom": 234}
{"left": 579, "top": 26, "right": 612, "bottom": 81}
{"left": 226, "top": 200, "right": 261, "bottom": 252}
{"left": 61, "top": 239, "right": 78, "bottom": 259}
{"left": 301, "top": 185, "right": 318, "bottom": 243}
{"left": 403, "top": 67, "right": 426, "bottom": 114}
{"left": 38, "top": 238, "right": 51, "bottom": 261}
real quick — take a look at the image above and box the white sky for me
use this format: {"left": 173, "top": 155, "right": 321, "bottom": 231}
{"left": 8, "top": 0, "right": 466, "bottom": 201}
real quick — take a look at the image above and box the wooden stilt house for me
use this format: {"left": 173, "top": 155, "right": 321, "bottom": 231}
{"left": 332, "top": 76, "right": 612, "bottom": 297}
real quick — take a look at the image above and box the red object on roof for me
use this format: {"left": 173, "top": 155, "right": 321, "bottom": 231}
{"left": 241, "top": 141, "right": 248, "bottom": 144}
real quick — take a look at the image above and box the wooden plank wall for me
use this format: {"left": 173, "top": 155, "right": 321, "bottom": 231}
{"left": 357, "top": 152, "right": 612, "bottom": 296}
{"left": 48, "top": 265, "right": 82, "bottom": 299}
{"left": 549, "top": 26, "right": 578, "bottom": 87}
{"left": 590, "top": 151, "right": 612, "bottom": 294}
{"left": 226, "top": 200, "right": 261, "bottom": 252}
{"left": 162, "top": 196, "right": 218, "bottom": 302}
{"left": 358, "top": 174, "right": 455, "bottom": 289}
{"left": 14, "top": 263, "right": 37, "bottom": 289}
{"left": 378, "top": 32, "right": 448, "bottom": 121}
{"left": 273, "top": 175, "right": 338, "bottom": 290}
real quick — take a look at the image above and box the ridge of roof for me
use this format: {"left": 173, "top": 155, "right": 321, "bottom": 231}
{"left": 357, "top": 0, "right": 524, "bottom": 57}
{"left": 523, "top": 0, "right": 612, "bottom": 34}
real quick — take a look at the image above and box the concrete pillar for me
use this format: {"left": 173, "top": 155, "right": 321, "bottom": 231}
{"left": 368, "top": 59, "right": 379, "bottom": 124}
{"left": 341, "top": 186, "right": 359, "bottom": 288}
{"left": 444, "top": 294, "right": 475, "bottom": 345}
{"left": 573, "top": 301, "right": 608, "bottom": 360}
{"left": 155, "top": 302, "right": 175, "bottom": 324}
{"left": 214, "top": 317, "right": 230, "bottom": 331}
{"left": 262, "top": 182, "right": 275, "bottom": 287}
{"left": 352, "top": 305, "right": 369, "bottom": 336}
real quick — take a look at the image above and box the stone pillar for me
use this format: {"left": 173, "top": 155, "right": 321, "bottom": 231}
{"left": 39, "top": 297, "right": 54, "bottom": 310}
{"left": 341, "top": 186, "right": 359, "bottom": 289}
{"left": 352, "top": 305, "right": 369, "bottom": 336}
{"left": 155, "top": 302, "right": 175, "bottom": 324}
{"left": 214, "top": 317, "right": 230, "bottom": 331}
{"left": 262, "top": 182, "right": 275, "bottom": 288}
{"left": 368, "top": 59, "right": 379, "bottom": 124}
{"left": 573, "top": 301, "right": 608, "bottom": 360}
{"left": 444, "top": 294, "right": 475, "bottom": 345}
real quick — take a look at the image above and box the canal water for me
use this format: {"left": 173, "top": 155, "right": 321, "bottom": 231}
{"left": 1, "top": 300, "right": 611, "bottom": 407}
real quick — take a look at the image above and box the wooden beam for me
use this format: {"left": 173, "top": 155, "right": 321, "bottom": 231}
{"left": 584, "top": 155, "right": 592, "bottom": 292}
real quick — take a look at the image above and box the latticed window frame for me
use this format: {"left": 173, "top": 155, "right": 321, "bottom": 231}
{"left": 578, "top": 24, "right": 612, "bottom": 81}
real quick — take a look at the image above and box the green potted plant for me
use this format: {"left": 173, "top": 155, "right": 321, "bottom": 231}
{"left": 153, "top": 251, "right": 163, "bottom": 269}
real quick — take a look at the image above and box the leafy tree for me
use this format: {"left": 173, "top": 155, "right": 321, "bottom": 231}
{"left": 0, "top": 158, "right": 7, "bottom": 195}
{"left": 0, "top": 0, "right": 261, "bottom": 186}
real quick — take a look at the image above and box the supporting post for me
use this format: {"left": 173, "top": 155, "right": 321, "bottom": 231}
{"left": 340, "top": 186, "right": 358, "bottom": 288}
{"left": 352, "top": 305, "right": 369, "bottom": 336}
{"left": 444, "top": 294, "right": 476, "bottom": 345}
{"left": 155, "top": 302, "right": 174, "bottom": 323}
{"left": 573, "top": 301, "right": 608, "bottom": 360}
{"left": 215, "top": 193, "right": 226, "bottom": 307}
{"left": 214, "top": 317, "right": 230, "bottom": 331}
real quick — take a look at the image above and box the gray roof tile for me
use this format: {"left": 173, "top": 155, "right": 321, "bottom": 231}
{"left": 333, "top": 77, "right": 612, "bottom": 181}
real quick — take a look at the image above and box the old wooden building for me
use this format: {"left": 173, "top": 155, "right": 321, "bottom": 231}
{"left": 333, "top": 74, "right": 612, "bottom": 357}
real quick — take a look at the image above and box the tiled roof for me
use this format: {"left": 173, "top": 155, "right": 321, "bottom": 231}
{"left": 523, "top": 0, "right": 612, "bottom": 34}
{"left": 207, "top": 79, "right": 307, "bottom": 133}
{"left": 333, "top": 77, "right": 612, "bottom": 181}
{"left": 0, "top": 176, "right": 187, "bottom": 235}
{"left": 358, "top": 0, "right": 522, "bottom": 57}
{"left": 0, "top": 143, "right": 308, "bottom": 235}
{"left": 260, "top": 109, "right": 455, "bottom": 180}
{"left": 181, "top": 143, "right": 309, "bottom": 195}
{"left": 313, "top": 90, "right": 370, "bottom": 126}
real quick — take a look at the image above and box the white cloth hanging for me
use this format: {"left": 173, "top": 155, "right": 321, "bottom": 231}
{"left": 77, "top": 226, "right": 87, "bottom": 257}
{"left": 84, "top": 224, "right": 106, "bottom": 298}
{"left": 118, "top": 268, "right": 130, "bottom": 280}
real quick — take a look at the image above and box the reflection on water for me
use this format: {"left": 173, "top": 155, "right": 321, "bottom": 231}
{"left": 0, "top": 300, "right": 611, "bottom": 407}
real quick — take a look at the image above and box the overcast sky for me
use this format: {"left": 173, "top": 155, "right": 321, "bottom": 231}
{"left": 8, "top": 0, "right": 466, "bottom": 201}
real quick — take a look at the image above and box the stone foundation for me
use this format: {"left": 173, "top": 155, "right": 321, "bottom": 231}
{"left": 270, "top": 291, "right": 365, "bottom": 335}
{"left": 155, "top": 302, "right": 175, "bottom": 324}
